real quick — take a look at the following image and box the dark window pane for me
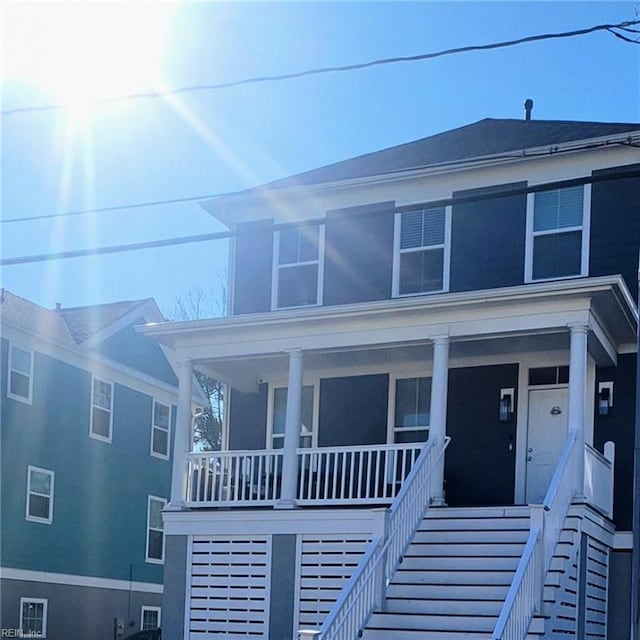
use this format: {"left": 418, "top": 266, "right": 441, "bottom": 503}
{"left": 92, "top": 407, "right": 111, "bottom": 438}
{"left": 395, "top": 378, "right": 431, "bottom": 428}
{"left": 529, "top": 367, "right": 557, "bottom": 385}
{"left": 395, "top": 429, "right": 429, "bottom": 444}
{"left": 399, "top": 249, "right": 444, "bottom": 294}
{"left": 11, "top": 347, "right": 31, "bottom": 375}
{"left": 278, "top": 264, "right": 318, "bottom": 307}
{"left": 153, "top": 429, "right": 168, "bottom": 456}
{"left": 534, "top": 186, "right": 583, "bottom": 231}
{"left": 10, "top": 372, "right": 30, "bottom": 398}
{"left": 557, "top": 366, "right": 569, "bottom": 384}
{"left": 279, "top": 226, "right": 319, "bottom": 264}
{"left": 147, "top": 529, "right": 164, "bottom": 560}
{"left": 532, "top": 231, "right": 582, "bottom": 280}
{"left": 29, "top": 494, "right": 50, "bottom": 519}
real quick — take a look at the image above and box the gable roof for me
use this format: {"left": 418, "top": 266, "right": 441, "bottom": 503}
{"left": 231, "top": 118, "right": 640, "bottom": 195}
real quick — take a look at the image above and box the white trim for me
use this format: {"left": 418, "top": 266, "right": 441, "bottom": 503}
{"left": 614, "top": 532, "right": 633, "bottom": 549}
{"left": 525, "top": 182, "right": 591, "bottom": 283}
{"left": 183, "top": 536, "right": 193, "bottom": 640}
{"left": 392, "top": 205, "right": 451, "bottom": 298}
{"left": 0, "top": 567, "right": 163, "bottom": 593}
{"left": 25, "top": 466, "right": 54, "bottom": 525}
{"left": 272, "top": 223, "right": 325, "bottom": 310}
{"left": 90, "top": 376, "right": 114, "bottom": 443}
{"left": 141, "top": 605, "right": 162, "bottom": 631}
{"left": 19, "top": 597, "right": 47, "bottom": 638}
{"left": 150, "top": 400, "right": 171, "bottom": 460}
{"left": 145, "top": 495, "right": 167, "bottom": 564}
{"left": 7, "top": 342, "right": 34, "bottom": 404}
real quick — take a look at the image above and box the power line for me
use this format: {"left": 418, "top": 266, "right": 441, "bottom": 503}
{"left": 3, "top": 137, "right": 638, "bottom": 226}
{"left": 2, "top": 19, "right": 639, "bottom": 117}
{"left": 3, "top": 167, "right": 639, "bottom": 267}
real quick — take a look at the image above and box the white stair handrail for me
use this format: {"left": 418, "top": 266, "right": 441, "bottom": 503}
{"left": 492, "top": 430, "right": 579, "bottom": 640}
{"left": 314, "top": 436, "right": 451, "bottom": 640}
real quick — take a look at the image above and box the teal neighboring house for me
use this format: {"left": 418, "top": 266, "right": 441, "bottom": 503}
{"left": 0, "top": 290, "right": 183, "bottom": 640}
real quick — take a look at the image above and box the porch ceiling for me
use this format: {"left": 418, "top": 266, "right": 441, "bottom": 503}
{"left": 141, "top": 276, "right": 637, "bottom": 390}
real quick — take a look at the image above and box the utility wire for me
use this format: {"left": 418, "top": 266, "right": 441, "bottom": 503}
{"left": 2, "top": 137, "right": 638, "bottom": 225}
{"left": 3, "top": 167, "right": 639, "bottom": 267}
{"left": 2, "top": 19, "right": 639, "bottom": 117}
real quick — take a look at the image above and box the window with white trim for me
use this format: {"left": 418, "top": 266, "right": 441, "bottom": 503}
{"left": 146, "top": 496, "right": 166, "bottom": 563}
{"left": 393, "top": 207, "right": 450, "bottom": 296}
{"left": 271, "top": 386, "right": 314, "bottom": 449}
{"left": 151, "top": 401, "right": 171, "bottom": 459}
{"left": 90, "top": 377, "right": 113, "bottom": 442}
{"left": 273, "top": 225, "right": 324, "bottom": 309}
{"left": 526, "top": 184, "right": 589, "bottom": 281}
{"left": 141, "top": 605, "right": 161, "bottom": 630}
{"left": 8, "top": 344, "right": 34, "bottom": 403}
{"left": 393, "top": 377, "right": 431, "bottom": 443}
{"left": 20, "top": 597, "right": 47, "bottom": 637}
{"left": 26, "top": 466, "right": 54, "bottom": 524}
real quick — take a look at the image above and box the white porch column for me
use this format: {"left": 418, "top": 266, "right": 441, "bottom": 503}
{"left": 277, "top": 349, "right": 303, "bottom": 509}
{"left": 168, "top": 359, "right": 194, "bottom": 509}
{"left": 568, "top": 323, "right": 588, "bottom": 498}
{"left": 429, "top": 335, "right": 450, "bottom": 506}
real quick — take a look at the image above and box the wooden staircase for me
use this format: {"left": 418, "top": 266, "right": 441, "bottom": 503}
{"left": 361, "top": 506, "right": 548, "bottom": 640}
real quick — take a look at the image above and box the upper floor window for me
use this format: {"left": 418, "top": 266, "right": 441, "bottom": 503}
{"left": 146, "top": 495, "right": 166, "bottom": 563}
{"left": 20, "top": 597, "right": 48, "bottom": 638}
{"left": 271, "top": 385, "right": 315, "bottom": 449}
{"left": 26, "top": 466, "right": 54, "bottom": 524}
{"left": 141, "top": 606, "right": 161, "bottom": 631}
{"left": 273, "top": 225, "right": 324, "bottom": 309}
{"left": 393, "top": 206, "right": 450, "bottom": 296}
{"left": 8, "top": 344, "right": 33, "bottom": 404}
{"left": 526, "top": 184, "right": 590, "bottom": 282}
{"left": 90, "top": 377, "right": 114, "bottom": 443}
{"left": 392, "top": 377, "right": 431, "bottom": 443}
{"left": 151, "top": 401, "right": 171, "bottom": 459}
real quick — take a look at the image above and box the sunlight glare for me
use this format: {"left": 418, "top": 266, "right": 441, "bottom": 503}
{"left": 4, "top": 2, "right": 176, "bottom": 122}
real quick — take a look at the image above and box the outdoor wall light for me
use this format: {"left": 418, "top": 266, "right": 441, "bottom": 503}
{"left": 499, "top": 388, "right": 515, "bottom": 423}
{"left": 598, "top": 381, "right": 614, "bottom": 417}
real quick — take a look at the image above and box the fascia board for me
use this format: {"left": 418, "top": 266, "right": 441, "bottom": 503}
{"left": 201, "top": 130, "right": 640, "bottom": 224}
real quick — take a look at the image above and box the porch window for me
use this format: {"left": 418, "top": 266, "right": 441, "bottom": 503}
{"left": 8, "top": 344, "right": 33, "bottom": 403}
{"left": 141, "top": 606, "right": 161, "bottom": 630}
{"left": 26, "top": 466, "right": 54, "bottom": 524}
{"left": 394, "top": 377, "right": 431, "bottom": 443}
{"left": 393, "top": 207, "right": 450, "bottom": 296}
{"left": 90, "top": 377, "right": 113, "bottom": 442}
{"left": 151, "top": 401, "right": 170, "bottom": 459}
{"left": 146, "top": 496, "right": 166, "bottom": 563}
{"left": 526, "top": 185, "right": 590, "bottom": 281}
{"left": 271, "top": 386, "right": 314, "bottom": 448}
{"left": 273, "top": 224, "right": 324, "bottom": 309}
{"left": 20, "top": 598, "right": 47, "bottom": 638}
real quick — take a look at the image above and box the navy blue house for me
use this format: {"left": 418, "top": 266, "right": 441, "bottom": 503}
{"left": 144, "top": 118, "right": 640, "bottom": 640}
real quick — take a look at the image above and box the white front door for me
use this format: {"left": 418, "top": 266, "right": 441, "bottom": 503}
{"left": 525, "top": 387, "right": 569, "bottom": 504}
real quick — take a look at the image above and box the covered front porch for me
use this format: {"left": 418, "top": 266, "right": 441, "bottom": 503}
{"left": 141, "top": 276, "right": 636, "bottom": 516}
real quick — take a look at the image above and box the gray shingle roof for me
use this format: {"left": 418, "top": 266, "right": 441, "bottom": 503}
{"left": 256, "top": 118, "right": 640, "bottom": 190}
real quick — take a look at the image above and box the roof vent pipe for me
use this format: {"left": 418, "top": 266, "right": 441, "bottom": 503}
{"left": 55, "top": 302, "right": 62, "bottom": 311}
{"left": 524, "top": 98, "right": 534, "bottom": 121}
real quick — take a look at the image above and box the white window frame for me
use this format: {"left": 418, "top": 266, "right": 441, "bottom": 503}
{"left": 392, "top": 205, "right": 452, "bottom": 298}
{"left": 141, "top": 605, "right": 162, "bottom": 631}
{"left": 7, "top": 343, "right": 34, "bottom": 404}
{"left": 150, "top": 400, "right": 171, "bottom": 460}
{"left": 267, "top": 383, "right": 318, "bottom": 449}
{"left": 90, "top": 376, "right": 114, "bottom": 443}
{"left": 271, "top": 224, "right": 325, "bottom": 310}
{"left": 25, "top": 466, "right": 54, "bottom": 525}
{"left": 20, "top": 597, "right": 48, "bottom": 637}
{"left": 145, "top": 495, "right": 167, "bottom": 564}
{"left": 525, "top": 182, "right": 591, "bottom": 283}
{"left": 387, "top": 374, "right": 432, "bottom": 444}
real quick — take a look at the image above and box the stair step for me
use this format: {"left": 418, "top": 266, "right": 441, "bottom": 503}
{"left": 385, "top": 597, "right": 504, "bottom": 616}
{"left": 363, "top": 630, "right": 494, "bottom": 639}
{"left": 394, "top": 569, "right": 514, "bottom": 585}
{"left": 399, "top": 556, "right": 520, "bottom": 571}
{"left": 412, "top": 529, "right": 529, "bottom": 544}
{"left": 367, "top": 612, "right": 497, "bottom": 631}
{"left": 404, "top": 542, "right": 526, "bottom": 556}
{"left": 420, "top": 517, "right": 530, "bottom": 531}
{"left": 387, "top": 583, "right": 510, "bottom": 600}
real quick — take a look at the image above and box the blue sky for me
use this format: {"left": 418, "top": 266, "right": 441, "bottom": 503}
{"left": 2, "top": 1, "right": 639, "bottom": 317}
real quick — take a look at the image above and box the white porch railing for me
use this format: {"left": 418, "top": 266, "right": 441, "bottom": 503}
{"left": 186, "top": 442, "right": 424, "bottom": 508}
{"left": 316, "top": 436, "right": 451, "bottom": 640}
{"left": 493, "top": 436, "right": 617, "bottom": 640}
{"left": 584, "top": 441, "right": 615, "bottom": 518}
